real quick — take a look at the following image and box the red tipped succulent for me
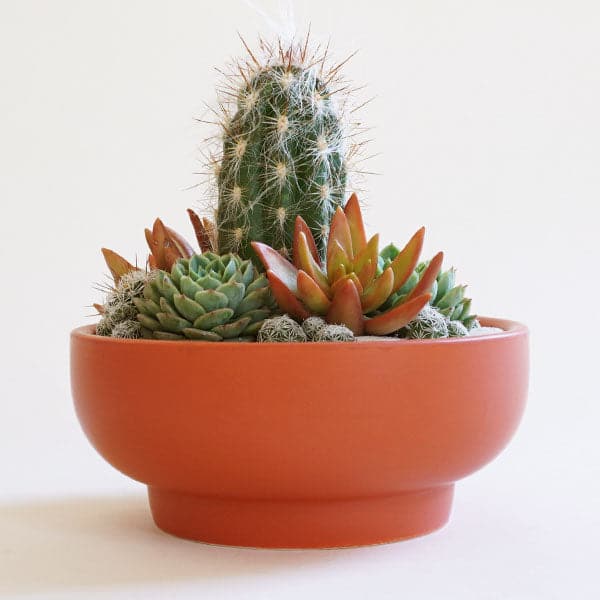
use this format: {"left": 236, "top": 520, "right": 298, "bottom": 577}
{"left": 251, "top": 194, "right": 443, "bottom": 336}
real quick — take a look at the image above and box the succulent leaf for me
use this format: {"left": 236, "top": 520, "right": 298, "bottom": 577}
{"left": 344, "top": 193, "right": 367, "bottom": 256}
{"left": 101, "top": 248, "right": 138, "bottom": 285}
{"left": 406, "top": 252, "right": 444, "bottom": 301}
{"left": 326, "top": 279, "right": 364, "bottom": 335}
{"left": 293, "top": 217, "right": 321, "bottom": 268}
{"left": 389, "top": 227, "right": 425, "bottom": 293}
{"left": 361, "top": 267, "right": 394, "bottom": 314}
{"left": 297, "top": 270, "right": 332, "bottom": 313}
{"left": 365, "top": 293, "right": 431, "bottom": 335}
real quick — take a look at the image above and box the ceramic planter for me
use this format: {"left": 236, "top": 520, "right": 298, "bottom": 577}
{"left": 70, "top": 317, "right": 528, "bottom": 548}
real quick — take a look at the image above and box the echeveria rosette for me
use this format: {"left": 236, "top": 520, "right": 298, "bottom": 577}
{"left": 379, "top": 245, "right": 478, "bottom": 329}
{"left": 133, "top": 253, "right": 273, "bottom": 341}
{"left": 251, "top": 194, "right": 443, "bottom": 336}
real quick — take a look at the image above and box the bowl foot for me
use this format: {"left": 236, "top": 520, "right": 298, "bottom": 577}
{"left": 147, "top": 484, "right": 454, "bottom": 548}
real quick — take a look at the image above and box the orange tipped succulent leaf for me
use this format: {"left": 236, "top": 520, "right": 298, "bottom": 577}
{"left": 361, "top": 267, "right": 394, "bottom": 313}
{"left": 327, "top": 207, "right": 353, "bottom": 263}
{"left": 331, "top": 272, "right": 364, "bottom": 297}
{"left": 101, "top": 248, "right": 139, "bottom": 285}
{"left": 297, "top": 271, "right": 332, "bottom": 313}
{"left": 364, "top": 293, "right": 431, "bottom": 336}
{"left": 406, "top": 251, "right": 444, "bottom": 301}
{"left": 327, "top": 240, "right": 352, "bottom": 282}
{"left": 251, "top": 241, "right": 300, "bottom": 293}
{"left": 187, "top": 209, "right": 217, "bottom": 253}
{"left": 344, "top": 193, "right": 367, "bottom": 256}
{"left": 390, "top": 227, "right": 425, "bottom": 293}
{"left": 327, "top": 278, "right": 365, "bottom": 335}
{"left": 353, "top": 234, "right": 380, "bottom": 283}
{"left": 266, "top": 270, "right": 310, "bottom": 321}
{"left": 145, "top": 218, "right": 195, "bottom": 271}
{"left": 295, "top": 231, "right": 330, "bottom": 294}
{"left": 293, "top": 217, "right": 321, "bottom": 267}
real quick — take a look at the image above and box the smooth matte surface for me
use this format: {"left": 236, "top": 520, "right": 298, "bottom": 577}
{"left": 148, "top": 485, "right": 454, "bottom": 548}
{"left": 70, "top": 318, "right": 527, "bottom": 547}
{"left": 2, "top": 0, "right": 599, "bottom": 596}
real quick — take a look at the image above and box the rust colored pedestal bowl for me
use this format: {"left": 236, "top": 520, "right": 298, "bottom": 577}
{"left": 70, "top": 317, "right": 528, "bottom": 548}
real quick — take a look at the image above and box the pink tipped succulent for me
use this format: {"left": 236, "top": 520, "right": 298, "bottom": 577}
{"left": 251, "top": 194, "right": 443, "bottom": 336}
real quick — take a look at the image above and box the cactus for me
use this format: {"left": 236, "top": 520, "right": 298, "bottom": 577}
{"left": 257, "top": 315, "right": 307, "bottom": 342}
{"left": 133, "top": 253, "right": 272, "bottom": 341}
{"left": 380, "top": 248, "right": 478, "bottom": 329}
{"left": 213, "top": 38, "right": 356, "bottom": 262}
{"left": 251, "top": 194, "right": 442, "bottom": 336}
{"left": 313, "top": 324, "right": 354, "bottom": 342}
{"left": 403, "top": 305, "right": 449, "bottom": 339}
{"left": 96, "top": 270, "right": 154, "bottom": 338}
{"left": 447, "top": 320, "right": 468, "bottom": 337}
{"left": 111, "top": 320, "right": 143, "bottom": 339}
{"left": 301, "top": 316, "right": 328, "bottom": 340}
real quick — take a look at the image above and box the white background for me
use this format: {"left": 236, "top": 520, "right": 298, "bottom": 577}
{"left": 1, "top": 1, "right": 599, "bottom": 598}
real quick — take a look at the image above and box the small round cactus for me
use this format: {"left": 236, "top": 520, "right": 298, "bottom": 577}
{"left": 96, "top": 270, "right": 154, "bottom": 337}
{"left": 95, "top": 315, "right": 113, "bottom": 337}
{"left": 313, "top": 324, "right": 355, "bottom": 342}
{"left": 257, "top": 315, "right": 307, "bottom": 343}
{"left": 447, "top": 320, "right": 468, "bottom": 338}
{"left": 301, "top": 316, "right": 328, "bottom": 340}
{"left": 111, "top": 319, "right": 143, "bottom": 339}
{"left": 404, "top": 306, "right": 449, "bottom": 339}
{"left": 468, "top": 318, "right": 481, "bottom": 330}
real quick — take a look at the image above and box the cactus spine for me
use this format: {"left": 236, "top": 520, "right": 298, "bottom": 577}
{"left": 215, "top": 39, "right": 352, "bottom": 262}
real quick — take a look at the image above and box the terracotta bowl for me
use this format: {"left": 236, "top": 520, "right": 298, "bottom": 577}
{"left": 70, "top": 317, "right": 528, "bottom": 548}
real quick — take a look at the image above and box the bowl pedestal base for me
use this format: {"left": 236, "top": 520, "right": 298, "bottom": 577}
{"left": 148, "top": 484, "right": 454, "bottom": 548}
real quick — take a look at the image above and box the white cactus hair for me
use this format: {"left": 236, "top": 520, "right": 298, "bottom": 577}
{"left": 301, "top": 315, "right": 327, "bottom": 340}
{"left": 95, "top": 269, "right": 155, "bottom": 337}
{"left": 313, "top": 323, "right": 355, "bottom": 342}
{"left": 111, "top": 319, "right": 143, "bottom": 340}
{"left": 257, "top": 314, "right": 308, "bottom": 342}
{"left": 404, "top": 305, "right": 450, "bottom": 340}
{"left": 447, "top": 320, "right": 468, "bottom": 338}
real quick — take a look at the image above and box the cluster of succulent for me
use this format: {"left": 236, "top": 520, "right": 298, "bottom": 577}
{"left": 379, "top": 247, "right": 478, "bottom": 331}
{"left": 251, "top": 193, "right": 441, "bottom": 336}
{"left": 93, "top": 36, "right": 481, "bottom": 343}
{"left": 399, "top": 305, "right": 471, "bottom": 340}
{"left": 257, "top": 315, "right": 354, "bottom": 343}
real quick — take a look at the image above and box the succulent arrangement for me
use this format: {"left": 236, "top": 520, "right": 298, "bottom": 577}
{"left": 93, "top": 35, "right": 485, "bottom": 342}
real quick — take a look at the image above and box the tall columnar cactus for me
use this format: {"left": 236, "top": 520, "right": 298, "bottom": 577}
{"left": 215, "top": 39, "right": 352, "bottom": 262}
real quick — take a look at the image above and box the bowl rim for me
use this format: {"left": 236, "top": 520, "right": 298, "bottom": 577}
{"left": 71, "top": 317, "right": 528, "bottom": 348}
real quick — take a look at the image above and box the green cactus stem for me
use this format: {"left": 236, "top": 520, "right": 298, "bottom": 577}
{"left": 214, "top": 39, "right": 357, "bottom": 262}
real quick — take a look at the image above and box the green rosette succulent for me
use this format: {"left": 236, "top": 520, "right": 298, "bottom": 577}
{"left": 379, "top": 245, "right": 478, "bottom": 330}
{"left": 133, "top": 253, "right": 272, "bottom": 341}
